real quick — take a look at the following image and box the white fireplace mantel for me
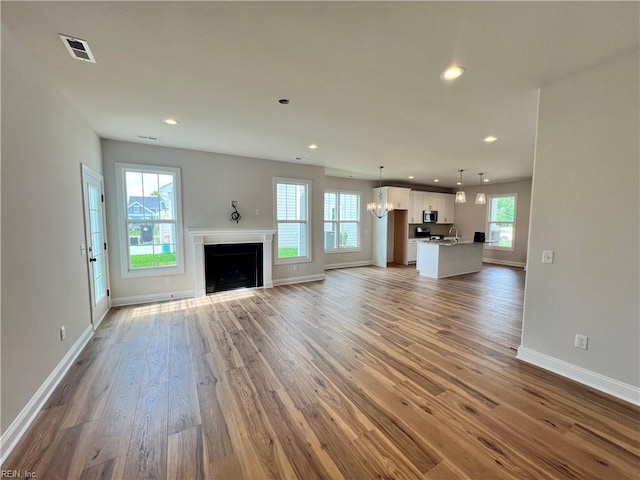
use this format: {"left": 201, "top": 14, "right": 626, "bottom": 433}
{"left": 187, "top": 227, "right": 276, "bottom": 297}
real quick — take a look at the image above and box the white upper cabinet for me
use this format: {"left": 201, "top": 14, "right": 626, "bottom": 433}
{"left": 409, "top": 191, "right": 424, "bottom": 223}
{"left": 407, "top": 190, "right": 455, "bottom": 224}
{"left": 423, "top": 192, "right": 438, "bottom": 211}
{"left": 383, "top": 186, "right": 410, "bottom": 210}
{"left": 437, "top": 193, "right": 455, "bottom": 224}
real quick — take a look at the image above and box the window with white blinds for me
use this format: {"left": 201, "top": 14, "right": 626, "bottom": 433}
{"left": 275, "top": 178, "right": 311, "bottom": 264}
{"left": 324, "top": 191, "right": 361, "bottom": 252}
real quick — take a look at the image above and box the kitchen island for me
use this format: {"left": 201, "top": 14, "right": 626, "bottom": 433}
{"left": 416, "top": 240, "right": 483, "bottom": 278}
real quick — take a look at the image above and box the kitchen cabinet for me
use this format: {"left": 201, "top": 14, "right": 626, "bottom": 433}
{"left": 437, "top": 193, "right": 455, "bottom": 224}
{"left": 372, "top": 186, "right": 410, "bottom": 211}
{"left": 408, "top": 191, "right": 424, "bottom": 224}
{"left": 387, "top": 186, "right": 410, "bottom": 210}
{"left": 423, "top": 192, "right": 438, "bottom": 211}
{"left": 417, "top": 241, "right": 483, "bottom": 278}
{"left": 407, "top": 238, "right": 418, "bottom": 263}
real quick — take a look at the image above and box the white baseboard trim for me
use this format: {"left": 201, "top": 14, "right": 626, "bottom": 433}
{"left": 324, "top": 260, "right": 373, "bottom": 270}
{"left": 273, "top": 273, "right": 326, "bottom": 287}
{"left": 517, "top": 346, "right": 640, "bottom": 406}
{"left": 111, "top": 290, "right": 195, "bottom": 307}
{"left": 92, "top": 307, "right": 110, "bottom": 331}
{"left": 1, "top": 324, "right": 94, "bottom": 464}
{"left": 482, "top": 258, "right": 526, "bottom": 268}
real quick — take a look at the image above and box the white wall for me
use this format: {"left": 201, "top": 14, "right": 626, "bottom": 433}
{"left": 102, "top": 140, "right": 326, "bottom": 302}
{"left": 324, "top": 176, "right": 375, "bottom": 268}
{"left": 520, "top": 50, "right": 640, "bottom": 397}
{"left": 1, "top": 27, "right": 102, "bottom": 432}
{"left": 453, "top": 179, "right": 532, "bottom": 266}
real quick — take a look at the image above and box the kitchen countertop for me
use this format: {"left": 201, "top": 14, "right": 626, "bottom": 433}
{"left": 418, "top": 239, "right": 478, "bottom": 246}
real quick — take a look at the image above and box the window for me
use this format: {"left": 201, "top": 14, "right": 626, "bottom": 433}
{"left": 487, "top": 193, "right": 517, "bottom": 251}
{"left": 275, "top": 178, "right": 310, "bottom": 264}
{"left": 324, "top": 191, "right": 361, "bottom": 252}
{"left": 116, "top": 163, "right": 183, "bottom": 276}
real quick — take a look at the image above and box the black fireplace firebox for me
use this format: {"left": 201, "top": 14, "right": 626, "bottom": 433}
{"left": 204, "top": 243, "right": 263, "bottom": 294}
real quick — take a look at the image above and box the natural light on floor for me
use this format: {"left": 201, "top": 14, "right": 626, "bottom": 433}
{"left": 130, "top": 289, "right": 258, "bottom": 318}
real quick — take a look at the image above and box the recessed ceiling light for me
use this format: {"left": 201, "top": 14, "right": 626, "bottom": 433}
{"left": 408, "top": 176, "right": 414, "bottom": 180}
{"left": 308, "top": 144, "right": 318, "bottom": 149}
{"left": 278, "top": 98, "right": 290, "bottom": 105}
{"left": 163, "top": 118, "right": 180, "bottom": 125}
{"left": 484, "top": 178, "right": 490, "bottom": 183}
{"left": 456, "top": 182, "right": 462, "bottom": 186}
{"left": 433, "top": 179, "right": 440, "bottom": 183}
{"left": 442, "top": 65, "right": 465, "bottom": 81}
{"left": 484, "top": 135, "right": 498, "bottom": 143}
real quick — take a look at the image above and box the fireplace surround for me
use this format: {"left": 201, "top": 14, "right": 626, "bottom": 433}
{"left": 187, "top": 228, "right": 276, "bottom": 297}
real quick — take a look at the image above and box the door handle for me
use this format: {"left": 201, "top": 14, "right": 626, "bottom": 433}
{"left": 89, "top": 257, "right": 97, "bottom": 263}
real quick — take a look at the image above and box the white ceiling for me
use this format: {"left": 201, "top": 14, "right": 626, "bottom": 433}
{"left": 2, "top": 2, "right": 638, "bottom": 187}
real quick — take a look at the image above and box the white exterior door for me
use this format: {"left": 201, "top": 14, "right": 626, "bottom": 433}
{"left": 82, "top": 165, "right": 110, "bottom": 328}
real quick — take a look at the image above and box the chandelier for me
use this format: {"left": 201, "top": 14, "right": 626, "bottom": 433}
{"left": 367, "top": 166, "right": 394, "bottom": 218}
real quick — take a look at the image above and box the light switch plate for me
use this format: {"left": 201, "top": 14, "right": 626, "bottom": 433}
{"left": 542, "top": 250, "right": 554, "bottom": 264}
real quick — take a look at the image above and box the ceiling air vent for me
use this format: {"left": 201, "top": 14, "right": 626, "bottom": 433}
{"left": 59, "top": 34, "right": 96, "bottom": 63}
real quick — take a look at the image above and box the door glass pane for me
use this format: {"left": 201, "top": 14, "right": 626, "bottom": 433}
{"left": 87, "top": 182, "right": 106, "bottom": 303}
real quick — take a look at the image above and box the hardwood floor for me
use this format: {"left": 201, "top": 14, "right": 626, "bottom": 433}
{"left": 4, "top": 265, "right": 639, "bottom": 479}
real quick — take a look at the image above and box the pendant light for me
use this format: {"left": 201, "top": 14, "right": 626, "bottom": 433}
{"left": 367, "top": 166, "right": 394, "bottom": 218}
{"left": 475, "top": 173, "right": 487, "bottom": 205}
{"left": 455, "top": 169, "right": 466, "bottom": 203}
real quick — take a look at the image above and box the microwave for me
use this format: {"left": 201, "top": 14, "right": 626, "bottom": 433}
{"left": 423, "top": 210, "right": 438, "bottom": 223}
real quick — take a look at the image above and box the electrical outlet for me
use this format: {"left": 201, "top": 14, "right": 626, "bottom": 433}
{"left": 293, "top": 265, "right": 299, "bottom": 271}
{"left": 80, "top": 244, "right": 86, "bottom": 255}
{"left": 60, "top": 326, "right": 66, "bottom": 341}
{"left": 542, "top": 250, "right": 554, "bottom": 264}
{"left": 255, "top": 208, "right": 260, "bottom": 216}
{"left": 575, "top": 334, "right": 588, "bottom": 350}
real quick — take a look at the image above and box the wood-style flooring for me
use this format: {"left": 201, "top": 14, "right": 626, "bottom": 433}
{"left": 4, "top": 265, "right": 639, "bottom": 479}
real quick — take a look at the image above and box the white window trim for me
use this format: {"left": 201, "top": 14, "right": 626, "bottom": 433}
{"left": 115, "top": 162, "right": 184, "bottom": 278}
{"left": 274, "top": 177, "right": 312, "bottom": 265}
{"left": 324, "top": 189, "right": 362, "bottom": 254}
{"left": 485, "top": 192, "right": 517, "bottom": 252}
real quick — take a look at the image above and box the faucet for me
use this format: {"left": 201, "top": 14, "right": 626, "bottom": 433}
{"left": 448, "top": 226, "right": 459, "bottom": 243}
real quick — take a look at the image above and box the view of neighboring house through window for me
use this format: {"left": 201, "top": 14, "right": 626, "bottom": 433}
{"left": 116, "top": 163, "right": 183, "bottom": 275}
{"left": 275, "top": 178, "right": 310, "bottom": 263}
{"left": 324, "top": 191, "right": 360, "bottom": 252}
{"left": 487, "top": 193, "right": 517, "bottom": 251}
